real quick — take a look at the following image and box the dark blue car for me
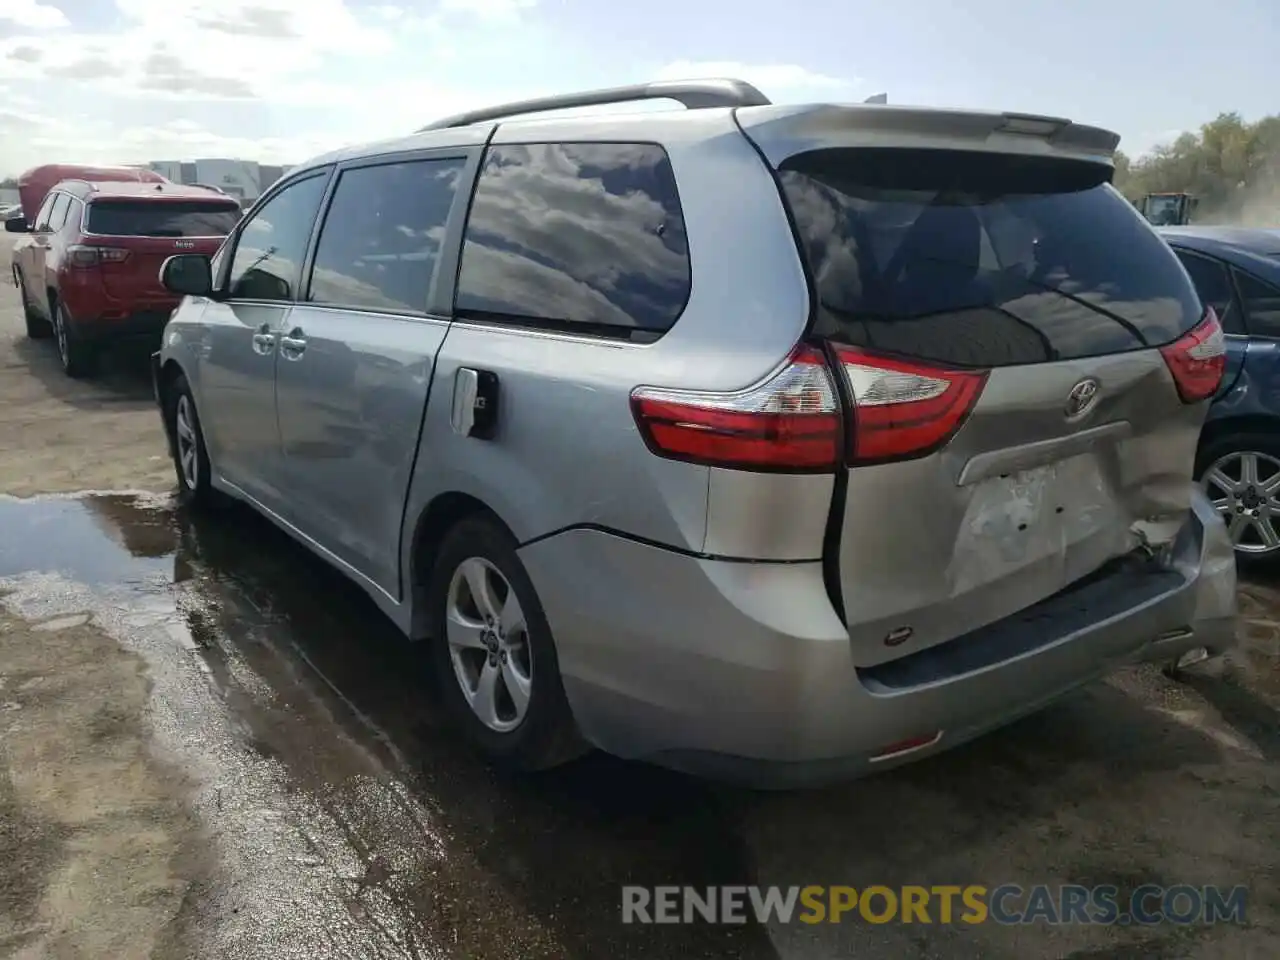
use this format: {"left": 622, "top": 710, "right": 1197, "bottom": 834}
{"left": 1159, "top": 226, "right": 1280, "bottom": 564}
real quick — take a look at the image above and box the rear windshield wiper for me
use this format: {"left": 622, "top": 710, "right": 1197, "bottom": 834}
{"left": 999, "top": 266, "right": 1150, "bottom": 346}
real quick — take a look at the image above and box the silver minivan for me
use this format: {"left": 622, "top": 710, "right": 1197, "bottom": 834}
{"left": 151, "top": 79, "right": 1238, "bottom": 787}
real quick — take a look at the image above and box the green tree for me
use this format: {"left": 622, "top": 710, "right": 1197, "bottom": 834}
{"left": 1115, "top": 111, "right": 1280, "bottom": 225}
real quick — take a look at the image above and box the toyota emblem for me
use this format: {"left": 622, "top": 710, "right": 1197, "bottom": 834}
{"left": 1064, "top": 378, "right": 1100, "bottom": 419}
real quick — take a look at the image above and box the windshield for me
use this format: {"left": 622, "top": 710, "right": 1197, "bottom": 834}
{"left": 778, "top": 148, "right": 1202, "bottom": 368}
{"left": 85, "top": 200, "right": 240, "bottom": 237}
{"left": 1144, "top": 195, "right": 1184, "bottom": 225}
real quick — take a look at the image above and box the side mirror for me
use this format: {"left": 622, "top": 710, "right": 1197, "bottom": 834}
{"left": 160, "top": 254, "right": 213, "bottom": 297}
{"left": 4, "top": 216, "right": 29, "bottom": 234}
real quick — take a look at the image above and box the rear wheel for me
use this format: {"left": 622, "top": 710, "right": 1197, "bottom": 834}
{"left": 1196, "top": 431, "right": 1280, "bottom": 566}
{"left": 426, "top": 516, "right": 585, "bottom": 771}
{"left": 52, "top": 302, "right": 97, "bottom": 379}
{"left": 14, "top": 268, "right": 51, "bottom": 339}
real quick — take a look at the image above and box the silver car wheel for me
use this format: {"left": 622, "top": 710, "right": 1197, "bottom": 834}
{"left": 445, "top": 556, "right": 532, "bottom": 733}
{"left": 174, "top": 395, "right": 200, "bottom": 491}
{"left": 1201, "top": 450, "right": 1280, "bottom": 554}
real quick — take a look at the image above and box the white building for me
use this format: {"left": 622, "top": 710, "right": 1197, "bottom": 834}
{"left": 147, "top": 158, "right": 290, "bottom": 202}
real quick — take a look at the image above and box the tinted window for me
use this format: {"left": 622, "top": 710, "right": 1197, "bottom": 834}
{"left": 1235, "top": 269, "right": 1280, "bottom": 339}
{"left": 46, "top": 194, "right": 70, "bottom": 232}
{"left": 86, "top": 200, "right": 240, "bottom": 237}
{"left": 308, "top": 157, "right": 465, "bottom": 314}
{"left": 1173, "top": 248, "right": 1244, "bottom": 334}
{"left": 228, "top": 174, "right": 328, "bottom": 302}
{"left": 455, "top": 142, "right": 691, "bottom": 338}
{"left": 779, "top": 149, "right": 1202, "bottom": 367}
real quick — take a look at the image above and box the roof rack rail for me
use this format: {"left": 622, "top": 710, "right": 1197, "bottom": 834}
{"left": 417, "top": 78, "right": 771, "bottom": 132}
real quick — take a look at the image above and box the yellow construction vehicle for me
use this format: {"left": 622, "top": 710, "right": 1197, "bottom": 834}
{"left": 1139, "top": 192, "right": 1198, "bottom": 226}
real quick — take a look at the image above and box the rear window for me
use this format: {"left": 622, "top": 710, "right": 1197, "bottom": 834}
{"left": 85, "top": 200, "right": 240, "bottom": 238}
{"left": 778, "top": 149, "right": 1203, "bottom": 368}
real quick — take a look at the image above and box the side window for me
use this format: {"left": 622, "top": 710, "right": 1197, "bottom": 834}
{"left": 1234, "top": 269, "right": 1280, "bottom": 339}
{"left": 33, "top": 194, "right": 57, "bottom": 232}
{"left": 1173, "top": 249, "right": 1244, "bottom": 335}
{"left": 47, "top": 194, "right": 70, "bottom": 232}
{"left": 227, "top": 173, "right": 328, "bottom": 302}
{"left": 307, "top": 156, "right": 465, "bottom": 314}
{"left": 455, "top": 142, "right": 691, "bottom": 337}
{"left": 209, "top": 237, "right": 231, "bottom": 287}
{"left": 60, "top": 198, "right": 82, "bottom": 233}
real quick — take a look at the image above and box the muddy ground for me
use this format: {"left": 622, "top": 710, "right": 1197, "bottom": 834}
{"left": 0, "top": 232, "right": 1277, "bottom": 959}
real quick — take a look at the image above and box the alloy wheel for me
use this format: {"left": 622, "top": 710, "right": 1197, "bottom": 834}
{"left": 173, "top": 395, "right": 200, "bottom": 491}
{"left": 444, "top": 557, "right": 533, "bottom": 733}
{"left": 1201, "top": 450, "right": 1280, "bottom": 554}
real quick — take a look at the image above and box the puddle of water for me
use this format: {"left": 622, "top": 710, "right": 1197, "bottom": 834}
{"left": 0, "top": 493, "right": 175, "bottom": 584}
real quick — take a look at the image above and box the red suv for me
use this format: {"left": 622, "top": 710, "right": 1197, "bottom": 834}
{"left": 8, "top": 179, "right": 241, "bottom": 378}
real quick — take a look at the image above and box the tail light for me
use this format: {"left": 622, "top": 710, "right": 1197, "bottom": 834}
{"left": 833, "top": 345, "right": 988, "bottom": 464}
{"left": 630, "top": 346, "right": 842, "bottom": 471}
{"left": 66, "top": 245, "right": 130, "bottom": 268}
{"left": 1160, "top": 308, "right": 1226, "bottom": 403}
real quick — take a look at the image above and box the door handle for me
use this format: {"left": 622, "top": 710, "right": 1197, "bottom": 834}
{"left": 279, "top": 327, "right": 307, "bottom": 361}
{"left": 251, "top": 322, "right": 275, "bottom": 355}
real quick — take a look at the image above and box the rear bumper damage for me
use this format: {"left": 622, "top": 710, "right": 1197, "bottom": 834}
{"left": 521, "top": 487, "right": 1237, "bottom": 788}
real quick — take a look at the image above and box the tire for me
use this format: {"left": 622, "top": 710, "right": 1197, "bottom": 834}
{"left": 13, "top": 268, "right": 51, "bottom": 339}
{"left": 426, "top": 516, "right": 585, "bottom": 771}
{"left": 1195, "top": 430, "right": 1280, "bottom": 567}
{"left": 51, "top": 301, "right": 97, "bottom": 378}
{"left": 163, "top": 374, "right": 218, "bottom": 508}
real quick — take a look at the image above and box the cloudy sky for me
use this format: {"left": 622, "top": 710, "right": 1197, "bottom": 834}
{"left": 0, "top": 0, "right": 1276, "bottom": 176}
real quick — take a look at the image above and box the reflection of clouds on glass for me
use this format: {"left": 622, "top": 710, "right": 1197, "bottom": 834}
{"left": 227, "top": 174, "right": 328, "bottom": 300}
{"left": 463, "top": 241, "right": 637, "bottom": 328}
{"left": 457, "top": 142, "right": 690, "bottom": 330}
{"left": 307, "top": 159, "right": 462, "bottom": 314}
{"left": 310, "top": 226, "right": 446, "bottom": 314}
{"left": 781, "top": 171, "right": 865, "bottom": 305}
{"left": 780, "top": 166, "right": 1198, "bottom": 366}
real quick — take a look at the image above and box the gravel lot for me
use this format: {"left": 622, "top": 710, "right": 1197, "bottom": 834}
{"left": 0, "top": 232, "right": 1277, "bottom": 959}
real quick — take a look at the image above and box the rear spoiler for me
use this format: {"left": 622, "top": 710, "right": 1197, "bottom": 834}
{"left": 734, "top": 103, "right": 1121, "bottom": 167}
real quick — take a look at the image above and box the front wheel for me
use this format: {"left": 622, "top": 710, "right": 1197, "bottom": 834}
{"left": 164, "top": 374, "right": 218, "bottom": 507}
{"left": 1196, "top": 431, "right": 1280, "bottom": 566}
{"left": 426, "top": 516, "right": 586, "bottom": 771}
{"left": 14, "top": 268, "right": 51, "bottom": 339}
